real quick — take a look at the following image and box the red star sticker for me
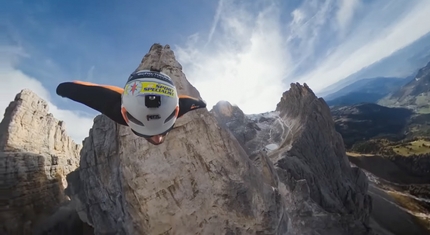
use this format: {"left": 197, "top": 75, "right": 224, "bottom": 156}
{"left": 130, "top": 82, "right": 138, "bottom": 95}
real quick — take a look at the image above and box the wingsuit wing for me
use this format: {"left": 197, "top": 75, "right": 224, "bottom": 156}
{"left": 56, "top": 81, "right": 128, "bottom": 126}
{"left": 178, "top": 95, "right": 207, "bottom": 117}
{"left": 56, "top": 81, "right": 207, "bottom": 127}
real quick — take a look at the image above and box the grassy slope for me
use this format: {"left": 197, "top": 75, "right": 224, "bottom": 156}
{"left": 392, "top": 140, "right": 430, "bottom": 156}
{"left": 350, "top": 138, "right": 430, "bottom": 156}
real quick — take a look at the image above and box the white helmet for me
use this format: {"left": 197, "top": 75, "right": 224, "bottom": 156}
{"left": 120, "top": 70, "right": 179, "bottom": 138}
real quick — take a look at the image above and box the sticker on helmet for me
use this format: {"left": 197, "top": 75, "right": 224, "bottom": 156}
{"left": 124, "top": 81, "right": 175, "bottom": 97}
{"left": 124, "top": 81, "right": 143, "bottom": 95}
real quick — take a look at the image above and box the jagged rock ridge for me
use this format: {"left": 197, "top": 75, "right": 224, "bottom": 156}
{"left": 65, "top": 44, "right": 288, "bottom": 234}
{"left": 65, "top": 44, "right": 373, "bottom": 235}
{"left": 0, "top": 90, "right": 89, "bottom": 235}
{"left": 274, "top": 83, "right": 372, "bottom": 231}
{"left": 214, "top": 83, "right": 372, "bottom": 234}
{"left": 210, "top": 101, "right": 288, "bottom": 155}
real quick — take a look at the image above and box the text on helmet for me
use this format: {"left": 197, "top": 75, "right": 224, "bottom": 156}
{"left": 124, "top": 81, "right": 176, "bottom": 97}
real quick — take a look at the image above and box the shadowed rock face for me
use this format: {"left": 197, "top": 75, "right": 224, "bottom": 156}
{"left": 215, "top": 83, "right": 373, "bottom": 234}
{"left": 64, "top": 44, "right": 373, "bottom": 235}
{"left": 211, "top": 101, "right": 288, "bottom": 155}
{"left": 0, "top": 90, "right": 88, "bottom": 235}
{"left": 274, "top": 83, "right": 372, "bottom": 233}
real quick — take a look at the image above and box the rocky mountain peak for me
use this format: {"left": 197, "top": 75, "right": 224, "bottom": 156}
{"left": 0, "top": 89, "right": 81, "bottom": 155}
{"left": 274, "top": 82, "right": 335, "bottom": 149}
{"left": 137, "top": 43, "right": 202, "bottom": 100}
{"left": 65, "top": 44, "right": 291, "bottom": 234}
{"left": 212, "top": 100, "right": 243, "bottom": 118}
{"left": 215, "top": 80, "right": 372, "bottom": 234}
{"left": 274, "top": 81, "right": 371, "bottom": 216}
{"left": 211, "top": 100, "right": 246, "bottom": 125}
{"left": 135, "top": 43, "right": 204, "bottom": 127}
{"left": 63, "top": 44, "right": 372, "bottom": 235}
{"left": 0, "top": 89, "right": 83, "bottom": 235}
{"left": 276, "top": 82, "right": 320, "bottom": 119}
{"left": 211, "top": 100, "right": 287, "bottom": 156}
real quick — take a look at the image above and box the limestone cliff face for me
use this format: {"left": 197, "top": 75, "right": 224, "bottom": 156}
{"left": 0, "top": 90, "right": 83, "bottom": 235}
{"left": 66, "top": 44, "right": 288, "bottom": 235}
{"left": 65, "top": 44, "right": 373, "bottom": 235}
{"left": 214, "top": 83, "right": 373, "bottom": 234}
{"left": 210, "top": 101, "right": 287, "bottom": 155}
{"left": 274, "top": 83, "right": 372, "bottom": 233}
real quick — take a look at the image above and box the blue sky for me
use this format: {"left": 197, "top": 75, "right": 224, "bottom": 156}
{"left": 2, "top": 0, "right": 430, "bottom": 143}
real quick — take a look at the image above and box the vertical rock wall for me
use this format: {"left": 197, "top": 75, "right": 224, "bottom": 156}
{"left": 0, "top": 90, "right": 83, "bottom": 234}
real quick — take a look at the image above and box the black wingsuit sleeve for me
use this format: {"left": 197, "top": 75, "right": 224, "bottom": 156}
{"left": 178, "top": 95, "right": 207, "bottom": 118}
{"left": 56, "top": 81, "right": 128, "bottom": 126}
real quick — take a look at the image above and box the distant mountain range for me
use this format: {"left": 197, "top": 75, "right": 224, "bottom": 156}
{"left": 319, "top": 31, "right": 430, "bottom": 97}
{"left": 378, "top": 61, "right": 430, "bottom": 114}
{"left": 324, "top": 77, "right": 411, "bottom": 106}
{"left": 328, "top": 60, "right": 430, "bottom": 154}
{"left": 325, "top": 46, "right": 430, "bottom": 234}
{"left": 325, "top": 59, "right": 430, "bottom": 114}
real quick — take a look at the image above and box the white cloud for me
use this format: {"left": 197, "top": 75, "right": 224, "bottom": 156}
{"left": 336, "top": 0, "right": 360, "bottom": 34}
{"left": 175, "top": 0, "right": 291, "bottom": 114}
{"left": 175, "top": 0, "right": 430, "bottom": 114}
{"left": 206, "top": 0, "right": 225, "bottom": 45}
{"left": 0, "top": 46, "right": 95, "bottom": 143}
{"left": 297, "top": 0, "right": 430, "bottom": 92}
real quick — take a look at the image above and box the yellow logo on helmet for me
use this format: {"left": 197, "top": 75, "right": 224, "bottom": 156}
{"left": 141, "top": 82, "right": 175, "bottom": 97}
{"left": 124, "top": 81, "right": 175, "bottom": 97}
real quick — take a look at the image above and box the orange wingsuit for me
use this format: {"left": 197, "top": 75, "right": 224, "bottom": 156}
{"left": 56, "top": 81, "right": 206, "bottom": 145}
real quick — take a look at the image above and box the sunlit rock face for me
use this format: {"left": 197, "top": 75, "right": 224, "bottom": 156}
{"left": 64, "top": 44, "right": 372, "bottom": 235}
{"left": 0, "top": 89, "right": 83, "bottom": 235}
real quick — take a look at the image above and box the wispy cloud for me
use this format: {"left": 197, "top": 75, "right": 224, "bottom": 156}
{"left": 86, "top": 65, "right": 95, "bottom": 81}
{"left": 206, "top": 0, "right": 225, "bottom": 46}
{"left": 296, "top": 0, "right": 430, "bottom": 92}
{"left": 336, "top": 0, "right": 361, "bottom": 35}
{"left": 176, "top": 0, "right": 290, "bottom": 114}
{"left": 175, "top": 0, "right": 430, "bottom": 114}
{"left": 0, "top": 46, "right": 94, "bottom": 143}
